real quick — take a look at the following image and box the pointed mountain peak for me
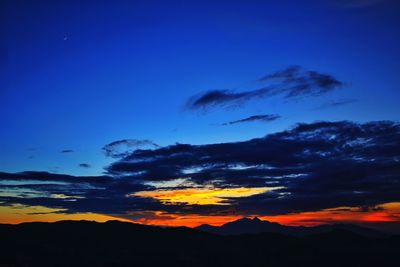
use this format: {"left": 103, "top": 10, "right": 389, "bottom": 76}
{"left": 238, "top": 217, "right": 258, "bottom": 223}
{"left": 252, "top": 217, "right": 261, "bottom": 222}
{"left": 197, "top": 223, "right": 212, "bottom": 227}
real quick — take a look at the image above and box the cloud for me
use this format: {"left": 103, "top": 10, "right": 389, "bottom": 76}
{"left": 61, "top": 149, "right": 74, "bottom": 153}
{"left": 79, "top": 163, "right": 91, "bottom": 168}
{"left": 103, "top": 139, "right": 159, "bottom": 158}
{"left": 1, "top": 120, "right": 399, "bottom": 219}
{"left": 186, "top": 66, "right": 343, "bottom": 110}
{"left": 186, "top": 88, "right": 270, "bottom": 110}
{"left": 259, "top": 65, "right": 343, "bottom": 98}
{"left": 106, "top": 120, "right": 400, "bottom": 215}
{"left": 0, "top": 171, "right": 108, "bottom": 183}
{"left": 312, "top": 99, "right": 358, "bottom": 110}
{"left": 222, "top": 114, "right": 280, "bottom": 125}
{"left": 0, "top": 171, "right": 157, "bottom": 214}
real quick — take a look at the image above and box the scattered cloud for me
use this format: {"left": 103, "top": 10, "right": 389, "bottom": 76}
{"left": 186, "top": 88, "right": 270, "bottom": 110}
{"left": 222, "top": 114, "right": 280, "bottom": 125}
{"left": 186, "top": 66, "right": 343, "bottom": 110}
{"left": 61, "top": 149, "right": 74, "bottom": 153}
{"left": 103, "top": 139, "right": 159, "bottom": 159}
{"left": 258, "top": 65, "right": 343, "bottom": 98}
{"left": 79, "top": 163, "right": 91, "bottom": 168}
{"left": 312, "top": 99, "right": 358, "bottom": 110}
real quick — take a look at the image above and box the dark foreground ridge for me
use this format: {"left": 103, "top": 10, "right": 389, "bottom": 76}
{"left": 1, "top": 220, "right": 399, "bottom": 267}
{"left": 196, "top": 217, "right": 388, "bottom": 237}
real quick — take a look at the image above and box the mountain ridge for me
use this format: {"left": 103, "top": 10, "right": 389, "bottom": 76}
{"left": 1, "top": 219, "right": 399, "bottom": 267}
{"left": 195, "top": 217, "right": 387, "bottom": 237}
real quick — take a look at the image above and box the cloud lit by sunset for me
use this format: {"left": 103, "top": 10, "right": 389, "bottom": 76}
{"left": 132, "top": 186, "right": 271, "bottom": 205}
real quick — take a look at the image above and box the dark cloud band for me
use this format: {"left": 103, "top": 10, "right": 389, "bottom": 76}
{"left": 1, "top": 120, "right": 399, "bottom": 218}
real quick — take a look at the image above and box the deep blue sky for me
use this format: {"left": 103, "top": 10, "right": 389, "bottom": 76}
{"left": 1, "top": 0, "right": 399, "bottom": 176}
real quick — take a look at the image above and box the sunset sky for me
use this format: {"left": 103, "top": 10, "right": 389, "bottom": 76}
{"left": 1, "top": 0, "right": 400, "bottom": 230}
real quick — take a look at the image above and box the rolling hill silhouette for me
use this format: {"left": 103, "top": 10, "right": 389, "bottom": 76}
{"left": 196, "top": 217, "right": 386, "bottom": 237}
{"left": 0, "top": 220, "right": 398, "bottom": 267}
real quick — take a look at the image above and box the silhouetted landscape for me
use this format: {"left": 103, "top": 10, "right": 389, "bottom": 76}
{"left": 196, "top": 217, "right": 388, "bottom": 237}
{"left": 1, "top": 219, "right": 399, "bottom": 267}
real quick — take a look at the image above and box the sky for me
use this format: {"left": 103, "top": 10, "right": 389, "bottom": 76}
{"left": 0, "top": 0, "right": 400, "bottom": 230}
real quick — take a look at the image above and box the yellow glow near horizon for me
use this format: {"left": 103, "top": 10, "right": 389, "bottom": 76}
{"left": 132, "top": 187, "right": 272, "bottom": 205}
{"left": 378, "top": 202, "right": 400, "bottom": 212}
{"left": 0, "top": 204, "right": 130, "bottom": 224}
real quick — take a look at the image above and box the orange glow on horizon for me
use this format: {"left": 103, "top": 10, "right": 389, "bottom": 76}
{"left": 259, "top": 204, "right": 400, "bottom": 226}
{"left": 125, "top": 202, "right": 400, "bottom": 227}
{"left": 1, "top": 202, "right": 399, "bottom": 228}
{"left": 126, "top": 211, "right": 243, "bottom": 228}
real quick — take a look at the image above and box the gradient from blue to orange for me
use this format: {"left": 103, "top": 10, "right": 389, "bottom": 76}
{"left": 1, "top": 0, "right": 399, "bottom": 175}
{"left": 1, "top": 0, "right": 400, "bottom": 228}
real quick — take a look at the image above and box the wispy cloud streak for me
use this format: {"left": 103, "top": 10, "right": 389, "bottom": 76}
{"left": 186, "top": 66, "right": 343, "bottom": 110}
{"left": 222, "top": 114, "right": 280, "bottom": 125}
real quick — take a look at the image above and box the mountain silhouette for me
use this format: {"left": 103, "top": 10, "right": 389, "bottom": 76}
{"left": 0, "top": 220, "right": 398, "bottom": 267}
{"left": 196, "top": 217, "right": 386, "bottom": 237}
